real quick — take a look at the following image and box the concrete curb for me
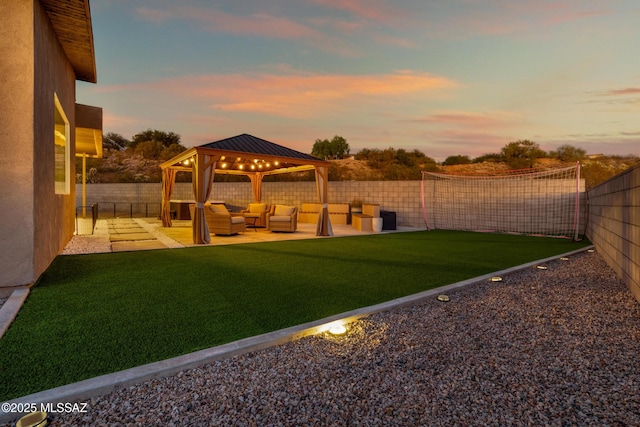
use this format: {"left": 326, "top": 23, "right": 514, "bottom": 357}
{"left": 0, "top": 245, "right": 593, "bottom": 423}
{"left": 0, "top": 287, "right": 30, "bottom": 340}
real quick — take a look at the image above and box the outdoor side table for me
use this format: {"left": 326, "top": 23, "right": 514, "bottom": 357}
{"left": 243, "top": 213, "right": 260, "bottom": 231}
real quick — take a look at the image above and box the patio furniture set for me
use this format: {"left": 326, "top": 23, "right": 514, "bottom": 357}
{"left": 188, "top": 201, "right": 395, "bottom": 237}
{"left": 189, "top": 203, "right": 297, "bottom": 236}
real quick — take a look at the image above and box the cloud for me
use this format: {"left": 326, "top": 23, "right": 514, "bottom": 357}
{"left": 135, "top": 5, "right": 354, "bottom": 55}
{"left": 409, "top": 110, "right": 524, "bottom": 129}
{"left": 139, "top": 6, "right": 308, "bottom": 39}
{"left": 312, "top": 0, "right": 409, "bottom": 24}
{"left": 136, "top": 7, "right": 173, "bottom": 24}
{"left": 584, "top": 87, "right": 640, "bottom": 107}
{"left": 102, "top": 111, "right": 139, "bottom": 128}
{"left": 98, "top": 70, "right": 458, "bottom": 119}
{"left": 602, "top": 87, "right": 640, "bottom": 96}
{"left": 426, "top": 1, "right": 612, "bottom": 39}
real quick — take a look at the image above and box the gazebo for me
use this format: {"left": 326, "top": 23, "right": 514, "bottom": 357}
{"left": 160, "top": 134, "right": 333, "bottom": 244}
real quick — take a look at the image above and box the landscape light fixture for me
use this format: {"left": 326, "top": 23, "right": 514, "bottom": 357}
{"left": 320, "top": 320, "right": 349, "bottom": 336}
{"left": 490, "top": 276, "right": 503, "bottom": 282}
{"left": 15, "top": 411, "right": 47, "bottom": 427}
{"left": 536, "top": 265, "right": 548, "bottom": 270}
{"left": 560, "top": 257, "right": 569, "bottom": 261}
{"left": 437, "top": 294, "right": 450, "bottom": 302}
{"left": 328, "top": 323, "right": 347, "bottom": 335}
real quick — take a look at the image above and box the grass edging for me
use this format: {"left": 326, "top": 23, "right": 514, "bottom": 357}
{"left": 0, "top": 287, "right": 30, "bottom": 340}
{"left": 0, "top": 245, "right": 594, "bottom": 424}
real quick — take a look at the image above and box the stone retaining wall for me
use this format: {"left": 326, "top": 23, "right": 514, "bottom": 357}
{"left": 586, "top": 163, "right": 640, "bottom": 302}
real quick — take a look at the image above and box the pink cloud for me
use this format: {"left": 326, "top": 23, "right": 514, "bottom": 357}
{"left": 432, "top": 2, "right": 612, "bottom": 38}
{"left": 603, "top": 88, "right": 640, "bottom": 96}
{"left": 101, "top": 70, "right": 458, "bottom": 119}
{"left": 312, "top": 0, "right": 408, "bottom": 24}
{"left": 178, "top": 7, "right": 320, "bottom": 41}
{"left": 136, "top": 5, "right": 354, "bottom": 55}
{"left": 410, "top": 111, "right": 524, "bottom": 129}
{"left": 102, "top": 111, "right": 139, "bottom": 129}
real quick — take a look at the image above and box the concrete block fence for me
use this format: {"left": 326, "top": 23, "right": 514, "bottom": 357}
{"left": 586, "top": 163, "right": 640, "bottom": 303}
{"left": 76, "top": 181, "right": 428, "bottom": 228}
{"left": 76, "top": 179, "right": 587, "bottom": 232}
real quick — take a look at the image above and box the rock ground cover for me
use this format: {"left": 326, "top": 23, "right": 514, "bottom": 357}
{"left": 4, "top": 250, "right": 638, "bottom": 426}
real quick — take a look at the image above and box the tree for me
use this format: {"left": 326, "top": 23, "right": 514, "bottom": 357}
{"left": 311, "top": 139, "right": 331, "bottom": 159}
{"left": 550, "top": 144, "right": 586, "bottom": 162}
{"left": 161, "top": 143, "right": 187, "bottom": 161}
{"left": 103, "top": 132, "right": 129, "bottom": 151}
{"left": 501, "top": 140, "right": 546, "bottom": 169}
{"left": 473, "top": 153, "right": 503, "bottom": 163}
{"left": 311, "top": 135, "right": 350, "bottom": 159}
{"left": 129, "top": 129, "right": 186, "bottom": 160}
{"left": 135, "top": 140, "right": 164, "bottom": 159}
{"left": 129, "top": 129, "right": 181, "bottom": 150}
{"left": 443, "top": 155, "right": 471, "bottom": 166}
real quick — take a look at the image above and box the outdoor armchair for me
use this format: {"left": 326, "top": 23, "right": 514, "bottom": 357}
{"left": 190, "top": 203, "right": 246, "bottom": 236}
{"left": 266, "top": 205, "right": 298, "bottom": 232}
{"left": 240, "top": 202, "right": 270, "bottom": 227}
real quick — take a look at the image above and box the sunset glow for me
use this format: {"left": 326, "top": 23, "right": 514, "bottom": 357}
{"left": 77, "top": 1, "right": 640, "bottom": 160}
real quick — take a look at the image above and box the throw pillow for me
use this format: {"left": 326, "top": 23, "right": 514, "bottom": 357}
{"left": 249, "top": 203, "right": 266, "bottom": 213}
{"left": 274, "top": 205, "right": 294, "bottom": 216}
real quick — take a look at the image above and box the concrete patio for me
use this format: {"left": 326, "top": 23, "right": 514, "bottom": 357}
{"left": 77, "top": 217, "right": 420, "bottom": 253}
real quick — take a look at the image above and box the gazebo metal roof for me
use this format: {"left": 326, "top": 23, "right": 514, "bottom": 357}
{"left": 200, "top": 134, "right": 320, "bottom": 162}
{"left": 160, "top": 133, "right": 328, "bottom": 176}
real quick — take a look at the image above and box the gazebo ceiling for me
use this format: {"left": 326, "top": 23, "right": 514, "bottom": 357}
{"left": 161, "top": 134, "right": 329, "bottom": 175}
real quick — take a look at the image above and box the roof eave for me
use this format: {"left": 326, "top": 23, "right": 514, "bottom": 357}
{"left": 40, "top": 0, "right": 97, "bottom": 83}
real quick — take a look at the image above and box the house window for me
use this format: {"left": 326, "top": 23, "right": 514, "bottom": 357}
{"left": 54, "top": 94, "right": 70, "bottom": 194}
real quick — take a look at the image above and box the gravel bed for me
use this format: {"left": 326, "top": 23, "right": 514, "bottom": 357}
{"left": 2, "top": 251, "right": 626, "bottom": 426}
{"left": 61, "top": 222, "right": 112, "bottom": 255}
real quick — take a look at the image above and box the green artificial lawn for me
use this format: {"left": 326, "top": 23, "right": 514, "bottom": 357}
{"left": 0, "top": 231, "right": 590, "bottom": 400}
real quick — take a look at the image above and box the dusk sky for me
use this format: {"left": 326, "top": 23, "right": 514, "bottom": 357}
{"left": 77, "top": 0, "right": 640, "bottom": 161}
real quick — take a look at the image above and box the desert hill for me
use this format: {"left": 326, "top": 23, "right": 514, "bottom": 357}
{"left": 78, "top": 150, "right": 638, "bottom": 189}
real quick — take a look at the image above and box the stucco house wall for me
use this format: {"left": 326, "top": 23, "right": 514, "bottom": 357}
{"left": 0, "top": 2, "right": 39, "bottom": 288}
{"left": 33, "top": 1, "right": 78, "bottom": 280}
{"left": 0, "top": 1, "right": 82, "bottom": 288}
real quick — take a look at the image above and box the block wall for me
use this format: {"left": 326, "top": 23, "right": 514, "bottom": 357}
{"left": 77, "top": 179, "right": 586, "bottom": 231}
{"left": 76, "top": 181, "right": 427, "bottom": 227}
{"left": 586, "top": 163, "right": 640, "bottom": 303}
